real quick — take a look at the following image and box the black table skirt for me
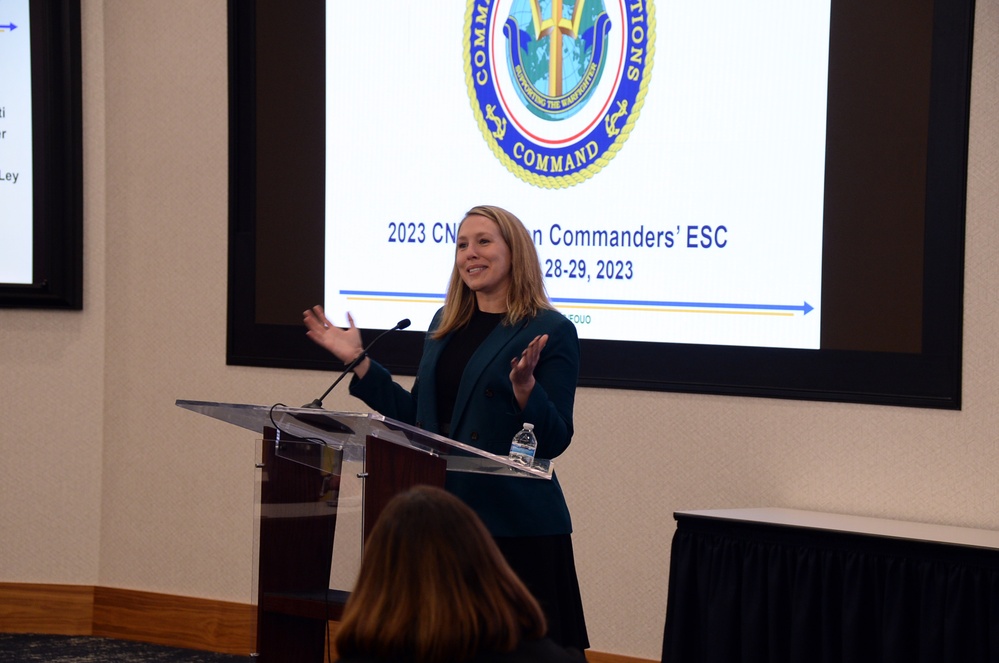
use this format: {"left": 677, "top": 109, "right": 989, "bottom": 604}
{"left": 662, "top": 515, "right": 999, "bottom": 663}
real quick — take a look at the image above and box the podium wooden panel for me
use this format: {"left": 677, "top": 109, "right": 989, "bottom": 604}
{"left": 256, "top": 429, "right": 446, "bottom": 662}
{"left": 362, "top": 436, "right": 447, "bottom": 541}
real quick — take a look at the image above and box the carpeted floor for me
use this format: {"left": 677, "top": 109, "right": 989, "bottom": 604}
{"left": 0, "top": 634, "right": 253, "bottom": 662}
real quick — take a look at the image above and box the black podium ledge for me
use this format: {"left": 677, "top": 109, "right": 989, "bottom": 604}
{"left": 259, "top": 589, "right": 351, "bottom": 622}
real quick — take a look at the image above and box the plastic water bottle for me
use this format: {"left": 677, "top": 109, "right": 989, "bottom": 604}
{"left": 509, "top": 423, "right": 538, "bottom": 466}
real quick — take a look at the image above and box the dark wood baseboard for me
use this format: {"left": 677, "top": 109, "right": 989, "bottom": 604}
{"left": 0, "top": 583, "right": 254, "bottom": 656}
{"left": 0, "top": 583, "right": 654, "bottom": 662}
{"left": 585, "top": 652, "right": 654, "bottom": 663}
{"left": 0, "top": 583, "right": 94, "bottom": 636}
{"left": 92, "top": 586, "right": 256, "bottom": 655}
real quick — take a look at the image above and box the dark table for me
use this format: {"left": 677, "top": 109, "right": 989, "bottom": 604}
{"left": 662, "top": 508, "right": 999, "bottom": 663}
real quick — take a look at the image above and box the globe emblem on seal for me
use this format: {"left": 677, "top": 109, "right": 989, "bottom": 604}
{"left": 505, "top": 0, "right": 610, "bottom": 121}
{"left": 464, "top": 0, "right": 655, "bottom": 189}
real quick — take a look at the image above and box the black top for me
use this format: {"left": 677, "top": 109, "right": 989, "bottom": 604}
{"left": 435, "top": 310, "right": 504, "bottom": 428}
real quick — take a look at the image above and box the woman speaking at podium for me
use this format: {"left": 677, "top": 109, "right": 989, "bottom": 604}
{"left": 304, "top": 205, "right": 588, "bottom": 651}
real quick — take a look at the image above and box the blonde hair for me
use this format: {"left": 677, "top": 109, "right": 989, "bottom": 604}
{"left": 433, "top": 205, "right": 553, "bottom": 338}
{"left": 333, "top": 486, "right": 547, "bottom": 663}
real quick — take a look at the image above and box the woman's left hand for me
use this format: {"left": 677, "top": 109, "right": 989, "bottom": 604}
{"left": 510, "top": 334, "right": 548, "bottom": 409}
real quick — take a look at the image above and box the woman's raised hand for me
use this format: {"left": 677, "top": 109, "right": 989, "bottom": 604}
{"left": 303, "top": 305, "right": 365, "bottom": 365}
{"left": 509, "top": 334, "right": 548, "bottom": 409}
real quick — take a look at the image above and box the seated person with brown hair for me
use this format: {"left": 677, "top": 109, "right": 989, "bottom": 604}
{"left": 334, "top": 485, "right": 586, "bottom": 663}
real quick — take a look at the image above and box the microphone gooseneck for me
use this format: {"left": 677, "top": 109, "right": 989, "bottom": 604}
{"left": 302, "top": 318, "right": 411, "bottom": 409}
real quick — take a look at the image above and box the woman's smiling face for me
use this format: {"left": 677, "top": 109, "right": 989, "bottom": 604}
{"left": 455, "top": 214, "right": 512, "bottom": 312}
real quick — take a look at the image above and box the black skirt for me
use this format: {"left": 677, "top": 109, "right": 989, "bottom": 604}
{"left": 493, "top": 534, "right": 590, "bottom": 651}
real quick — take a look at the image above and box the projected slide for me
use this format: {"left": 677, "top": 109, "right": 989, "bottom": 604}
{"left": 324, "top": 1, "right": 830, "bottom": 350}
{"left": 0, "top": 0, "right": 32, "bottom": 285}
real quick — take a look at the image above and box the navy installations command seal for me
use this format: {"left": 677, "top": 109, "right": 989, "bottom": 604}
{"left": 464, "top": 0, "right": 655, "bottom": 189}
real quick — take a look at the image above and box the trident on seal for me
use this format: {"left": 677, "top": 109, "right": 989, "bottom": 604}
{"left": 529, "top": 0, "right": 588, "bottom": 97}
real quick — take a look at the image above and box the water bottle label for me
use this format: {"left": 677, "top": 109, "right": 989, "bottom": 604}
{"left": 509, "top": 442, "right": 536, "bottom": 465}
{"left": 510, "top": 425, "right": 537, "bottom": 466}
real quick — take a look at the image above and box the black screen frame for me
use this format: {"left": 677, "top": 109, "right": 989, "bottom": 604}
{"left": 227, "top": 0, "right": 973, "bottom": 409}
{"left": 0, "top": 0, "right": 83, "bottom": 310}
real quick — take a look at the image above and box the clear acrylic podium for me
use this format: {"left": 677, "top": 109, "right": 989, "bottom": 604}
{"left": 176, "top": 399, "right": 552, "bottom": 662}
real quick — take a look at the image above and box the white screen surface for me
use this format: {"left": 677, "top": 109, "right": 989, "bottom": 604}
{"left": 324, "top": 1, "right": 830, "bottom": 350}
{"left": 0, "top": 0, "right": 33, "bottom": 285}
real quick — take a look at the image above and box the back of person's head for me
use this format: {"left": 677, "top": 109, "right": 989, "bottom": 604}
{"left": 334, "top": 485, "right": 546, "bottom": 663}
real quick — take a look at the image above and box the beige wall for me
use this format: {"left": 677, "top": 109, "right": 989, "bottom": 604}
{"left": 0, "top": 1, "right": 996, "bottom": 659}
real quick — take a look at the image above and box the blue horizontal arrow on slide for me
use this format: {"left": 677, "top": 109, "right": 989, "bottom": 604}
{"left": 551, "top": 297, "right": 814, "bottom": 315}
{"left": 341, "top": 289, "right": 445, "bottom": 300}
{"left": 341, "top": 290, "right": 814, "bottom": 315}
{"left": 0, "top": 23, "right": 18, "bottom": 31}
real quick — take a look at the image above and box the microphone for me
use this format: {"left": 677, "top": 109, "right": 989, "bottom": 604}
{"left": 302, "top": 318, "right": 411, "bottom": 409}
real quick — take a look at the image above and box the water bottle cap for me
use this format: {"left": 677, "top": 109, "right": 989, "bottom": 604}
{"left": 523, "top": 423, "right": 534, "bottom": 430}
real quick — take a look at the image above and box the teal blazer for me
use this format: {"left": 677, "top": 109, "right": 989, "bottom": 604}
{"left": 350, "top": 307, "right": 579, "bottom": 537}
